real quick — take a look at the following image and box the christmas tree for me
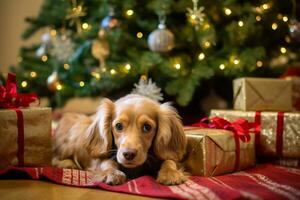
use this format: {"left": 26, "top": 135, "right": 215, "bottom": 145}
{"left": 11, "top": 0, "right": 300, "bottom": 112}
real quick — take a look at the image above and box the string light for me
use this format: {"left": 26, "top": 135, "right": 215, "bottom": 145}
{"left": 79, "top": 81, "right": 85, "bottom": 87}
{"left": 50, "top": 29, "right": 57, "bottom": 36}
{"left": 125, "top": 63, "right": 131, "bottom": 70}
{"left": 174, "top": 63, "right": 181, "bottom": 70}
{"left": 126, "top": 9, "right": 134, "bottom": 16}
{"left": 198, "top": 53, "right": 205, "bottom": 60}
{"left": 262, "top": 3, "right": 270, "bottom": 10}
{"left": 17, "top": 56, "right": 23, "bottom": 63}
{"left": 280, "top": 47, "right": 287, "bottom": 54}
{"left": 256, "top": 16, "right": 262, "bottom": 21}
{"left": 41, "top": 55, "right": 48, "bottom": 62}
{"left": 282, "top": 16, "right": 288, "bottom": 22}
{"left": 271, "top": 23, "right": 278, "bottom": 30}
{"left": 256, "top": 61, "right": 263, "bottom": 67}
{"left": 233, "top": 59, "right": 240, "bottom": 65}
{"left": 110, "top": 69, "right": 117, "bottom": 75}
{"left": 219, "top": 64, "right": 225, "bottom": 70}
{"left": 56, "top": 83, "right": 62, "bottom": 90}
{"left": 238, "top": 21, "right": 244, "bottom": 27}
{"left": 203, "top": 23, "right": 210, "bottom": 29}
{"left": 136, "top": 32, "right": 143, "bottom": 38}
{"left": 285, "top": 35, "right": 291, "bottom": 43}
{"left": 91, "top": 71, "right": 100, "bottom": 79}
{"left": 82, "top": 23, "right": 89, "bottom": 30}
{"left": 277, "top": 14, "right": 283, "bottom": 20}
{"left": 63, "top": 63, "right": 70, "bottom": 70}
{"left": 204, "top": 41, "right": 211, "bottom": 48}
{"left": 21, "top": 81, "right": 27, "bottom": 88}
{"left": 224, "top": 8, "right": 232, "bottom": 16}
{"left": 30, "top": 71, "right": 37, "bottom": 78}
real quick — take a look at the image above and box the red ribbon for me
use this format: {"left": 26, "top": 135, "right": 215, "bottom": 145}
{"left": 254, "top": 112, "right": 261, "bottom": 152}
{"left": 276, "top": 112, "right": 284, "bottom": 156}
{"left": 0, "top": 73, "right": 38, "bottom": 166}
{"left": 192, "top": 117, "right": 258, "bottom": 171}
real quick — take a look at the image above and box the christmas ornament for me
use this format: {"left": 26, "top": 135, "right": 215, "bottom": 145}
{"left": 101, "top": 7, "right": 119, "bottom": 30}
{"left": 132, "top": 76, "right": 163, "bottom": 102}
{"left": 50, "top": 32, "right": 75, "bottom": 63}
{"left": 47, "top": 71, "right": 60, "bottom": 91}
{"left": 66, "top": 0, "right": 87, "bottom": 34}
{"left": 91, "top": 29, "right": 110, "bottom": 71}
{"left": 36, "top": 32, "right": 51, "bottom": 57}
{"left": 148, "top": 13, "right": 174, "bottom": 53}
{"left": 187, "top": 0, "right": 205, "bottom": 28}
{"left": 289, "top": 19, "right": 300, "bottom": 42}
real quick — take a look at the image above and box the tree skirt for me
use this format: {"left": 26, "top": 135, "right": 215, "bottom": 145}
{"left": 1, "top": 164, "right": 300, "bottom": 200}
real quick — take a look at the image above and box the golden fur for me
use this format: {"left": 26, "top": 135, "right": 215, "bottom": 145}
{"left": 52, "top": 94, "right": 187, "bottom": 185}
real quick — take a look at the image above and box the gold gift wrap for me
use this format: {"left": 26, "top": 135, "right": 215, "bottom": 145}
{"left": 233, "top": 77, "right": 292, "bottom": 111}
{"left": 0, "top": 107, "right": 52, "bottom": 168}
{"left": 184, "top": 128, "right": 255, "bottom": 176}
{"left": 211, "top": 109, "right": 300, "bottom": 158}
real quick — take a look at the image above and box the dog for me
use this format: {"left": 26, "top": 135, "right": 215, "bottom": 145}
{"left": 52, "top": 94, "right": 187, "bottom": 185}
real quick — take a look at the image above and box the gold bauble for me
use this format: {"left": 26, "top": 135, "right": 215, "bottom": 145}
{"left": 91, "top": 30, "right": 110, "bottom": 70}
{"left": 148, "top": 24, "right": 175, "bottom": 53}
{"left": 47, "top": 71, "right": 60, "bottom": 91}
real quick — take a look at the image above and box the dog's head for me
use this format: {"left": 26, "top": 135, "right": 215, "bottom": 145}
{"left": 86, "top": 94, "right": 186, "bottom": 168}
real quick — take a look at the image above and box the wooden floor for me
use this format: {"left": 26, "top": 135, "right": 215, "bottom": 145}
{"left": 0, "top": 180, "right": 162, "bottom": 200}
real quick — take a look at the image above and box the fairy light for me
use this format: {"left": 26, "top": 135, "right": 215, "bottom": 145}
{"left": 204, "top": 41, "right": 211, "bottom": 48}
{"left": 198, "top": 53, "right": 205, "bottom": 60}
{"left": 174, "top": 63, "right": 181, "bottom": 70}
{"left": 277, "top": 14, "right": 283, "bottom": 20}
{"left": 280, "top": 47, "right": 287, "bottom": 54}
{"left": 21, "top": 81, "right": 27, "bottom": 88}
{"left": 110, "top": 69, "right": 117, "bottom": 75}
{"left": 256, "top": 61, "right": 263, "bottom": 67}
{"left": 82, "top": 23, "right": 89, "bottom": 30}
{"left": 136, "top": 32, "right": 143, "bottom": 38}
{"left": 79, "top": 81, "right": 85, "bottom": 87}
{"left": 219, "top": 64, "right": 225, "bottom": 70}
{"left": 91, "top": 71, "right": 100, "bottom": 79}
{"left": 271, "top": 23, "right": 278, "bottom": 30}
{"left": 126, "top": 9, "right": 134, "bottom": 16}
{"left": 283, "top": 16, "right": 288, "bottom": 22}
{"left": 125, "top": 63, "right": 131, "bottom": 70}
{"left": 56, "top": 83, "right": 62, "bottom": 91}
{"left": 17, "top": 56, "right": 23, "bottom": 63}
{"left": 262, "top": 3, "right": 270, "bottom": 10}
{"left": 41, "top": 55, "right": 48, "bottom": 62}
{"left": 285, "top": 35, "right": 291, "bottom": 43}
{"left": 50, "top": 29, "right": 57, "bottom": 36}
{"left": 238, "top": 21, "right": 244, "bottom": 27}
{"left": 256, "top": 16, "right": 262, "bottom": 21}
{"left": 63, "top": 63, "right": 70, "bottom": 70}
{"left": 233, "top": 59, "right": 240, "bottom": 65}
{"left": 30, "top": 71, "right": 37, "bottom": 78}
{"left": 224, "top": 8, "right": 232, "bottom": 16}
{"left": 203, "top": 23, "right": 210, "bottom": 29}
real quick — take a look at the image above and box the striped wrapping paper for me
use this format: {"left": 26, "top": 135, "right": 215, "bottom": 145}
{"left": 1, "top": 164, "right": 300, "bottom": 200}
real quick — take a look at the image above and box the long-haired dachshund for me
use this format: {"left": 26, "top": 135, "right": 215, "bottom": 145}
{"left": 52, "top": 94, "right": 187, "bottom": 185}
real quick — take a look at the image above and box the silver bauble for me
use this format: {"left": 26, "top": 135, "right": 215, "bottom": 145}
{"left": 36, "top": 45, "right": 46, "bottom": 57}
{"left": 148, "top": 24, "right": 175, "bottom": 53}
{"left": 289, "top": 19, "right": 300, "bottom": 41}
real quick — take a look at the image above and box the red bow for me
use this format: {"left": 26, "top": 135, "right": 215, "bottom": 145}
{"left": 0, "top": 73, "right": 38, "bottom": 108}
{"left": 192, "top": 117, "right": 258, "bottom": 143}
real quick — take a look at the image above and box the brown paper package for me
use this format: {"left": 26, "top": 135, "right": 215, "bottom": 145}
{"left": 0, "top": 107, "right": 52, "bottom": 168}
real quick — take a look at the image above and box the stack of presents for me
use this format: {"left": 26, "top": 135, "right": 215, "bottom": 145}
{"left": 0, "top": 73, "right": 299, "bottom": 178}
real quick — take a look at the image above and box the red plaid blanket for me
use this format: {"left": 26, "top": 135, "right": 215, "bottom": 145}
{"left": 1, "top": 164, "right": 300, "bottom": 200}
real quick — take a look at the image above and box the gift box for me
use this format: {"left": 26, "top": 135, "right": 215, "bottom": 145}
{"left": 284, "top": 76, "right": 300, "bottom": 111}
{"left": 0, "top": 73, "right": 52, "bottom": 169}
{"left": 183, "top": 118, "right": 256, "bottom": 176}
{"left": 210, "top": 109, "right": 300, "bottom": 158}
{"left": 233, "top": 77, "right": 292, "bottom": 111}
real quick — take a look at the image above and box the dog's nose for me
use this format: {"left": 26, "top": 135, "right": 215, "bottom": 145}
{"left": 122, "top": 149, "right": 137, "bottom": 161}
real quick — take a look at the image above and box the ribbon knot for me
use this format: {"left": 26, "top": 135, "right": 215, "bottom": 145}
{"left": 0, "top": 73, "right": 38, "bottom": 108}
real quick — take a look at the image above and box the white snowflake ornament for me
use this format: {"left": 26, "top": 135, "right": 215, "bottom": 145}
{"left": 132, "top": 78, "right": 163, "bottom": 102}
{"left": 50, "top": 33, "right": 75, "bottom": 63}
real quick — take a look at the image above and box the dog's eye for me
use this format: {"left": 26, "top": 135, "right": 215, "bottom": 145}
{"left": 142, "top": 123, "right": 152, "bottom": 133}
{"left": 115, "top": 123, "right": 123, "bottom": 131}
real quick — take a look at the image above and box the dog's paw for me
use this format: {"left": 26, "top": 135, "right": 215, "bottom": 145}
{"left": 94, "top": 169, "right": 126, "bottom": 185}
{"left": 157, "top": 168, "right": 187, "bottom": 185}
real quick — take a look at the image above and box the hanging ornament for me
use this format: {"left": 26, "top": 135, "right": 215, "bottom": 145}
{"left": 50, "top": 31, "right": 75, "bottom": 63}
{"left": 148, "top": 12, "right": 174, "bottom": 53}
{"left": 91, "top": 28, "right": 110, "bottom": 71}
{"left": 187, "top": 0, "right": 205, "bottom": 28}
{"left": 289, "top": 19, "right": 300, "bottom": 42}
{"left": 36, "top": 32, "right": 52, "bottom": 57}
{"left": 101, "top": 7, "right": 120, "bottom": 30}
{"left": 47, "top": 71, "right": 60, "bottom": 91}
{"left": 131, "top": 75, "right": 163, "bottom": 102}
{"left": 66, "top": 0, "right": 87, "bottom": 34}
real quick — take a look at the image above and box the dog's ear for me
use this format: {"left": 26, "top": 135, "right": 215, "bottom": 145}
{"left": 153, "top": 103, "right": 187, "bottom": 161}
{"left": 85, "top": 98, "right": 114, "bottom": 158}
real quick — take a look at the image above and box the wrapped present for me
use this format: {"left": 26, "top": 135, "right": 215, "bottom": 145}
{"left": 0, "top": 73, "right": 52, "bottom": 169}
{"left": 210, "top": 109, "right": 300, "bottom": 158}
{"left": 233, "top": 77, "right": 292, "bottom": 111}
{"left": 183, "top": 117, "right": 256, "bottom": 176}
{"left": 284, "top": 76, "right": 300, "bottom": 111}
